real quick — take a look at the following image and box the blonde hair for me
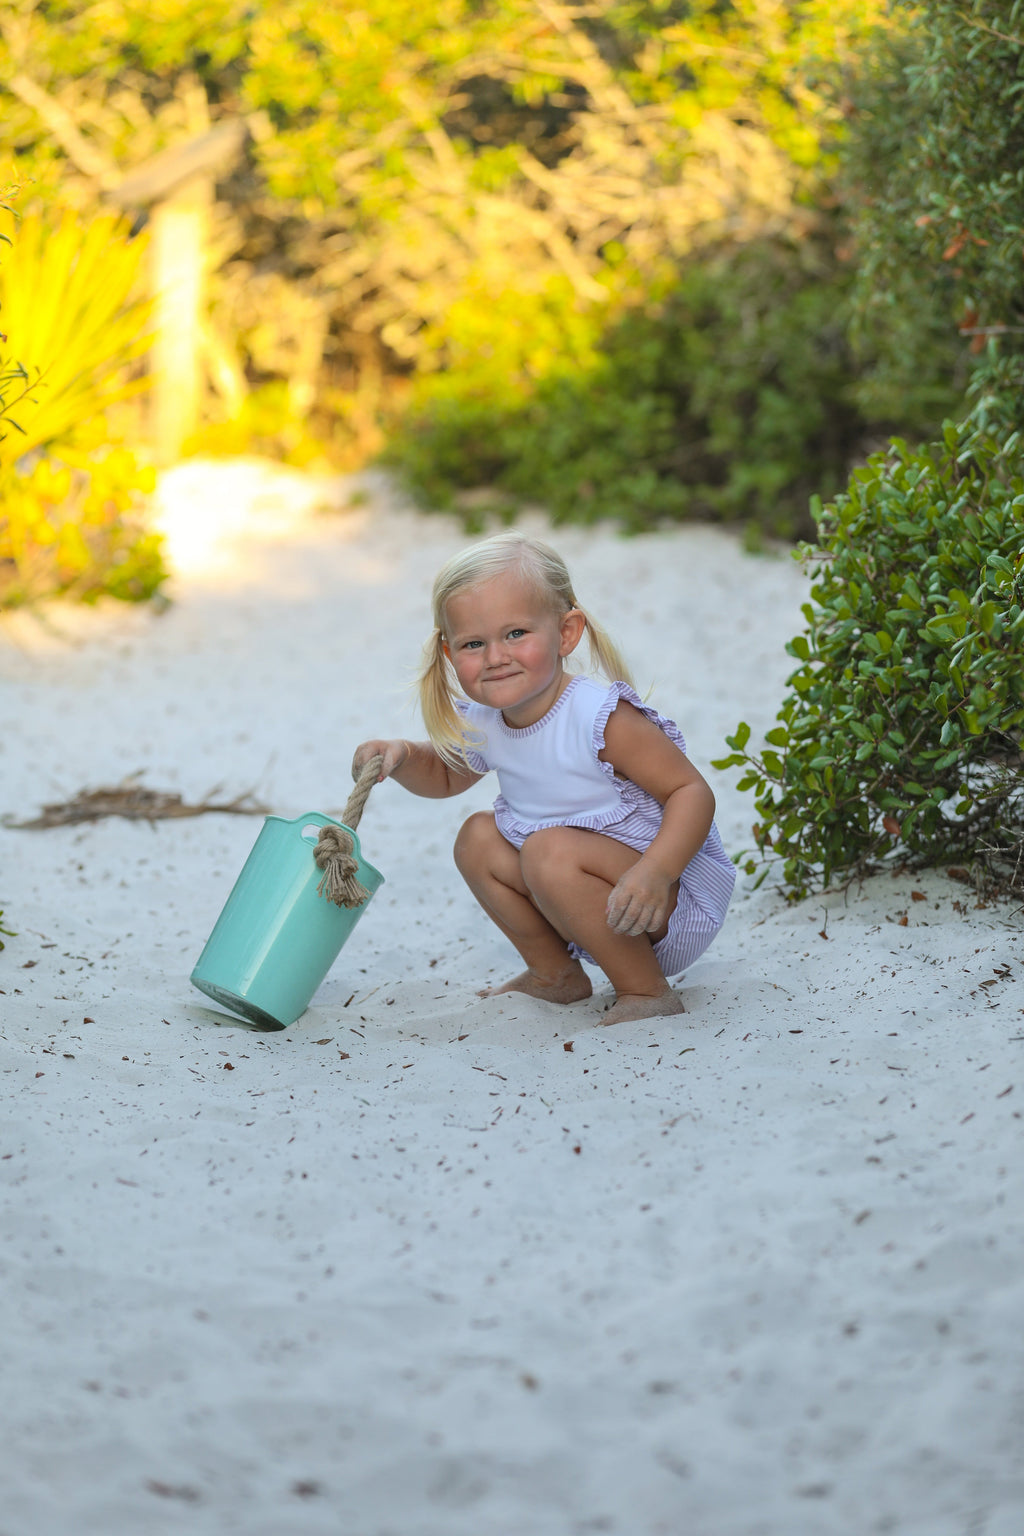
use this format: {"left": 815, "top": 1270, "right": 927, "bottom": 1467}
{"left": 418, "top": 531, "right": 635, "bottom": 766}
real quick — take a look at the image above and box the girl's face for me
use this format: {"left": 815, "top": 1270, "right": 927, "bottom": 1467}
{"left": 443, "top": 570, "right": 585, "bottom": 727}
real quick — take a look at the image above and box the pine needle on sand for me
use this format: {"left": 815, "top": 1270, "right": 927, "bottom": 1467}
{"left": 4, "top": 777, "right": 270, "bottom": 830}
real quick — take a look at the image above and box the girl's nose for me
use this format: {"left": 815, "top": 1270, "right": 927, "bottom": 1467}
{"left": 484, "top": 638, "right": 508, "bottom": 664}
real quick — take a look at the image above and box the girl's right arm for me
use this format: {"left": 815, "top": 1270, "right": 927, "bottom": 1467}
{"left": 352, "top": 739, "right": 482, "bottom": 799}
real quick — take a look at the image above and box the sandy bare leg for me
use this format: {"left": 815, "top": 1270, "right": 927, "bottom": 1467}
{"left": 455, "top": 818, "right": 678, "bottom": 1015}
{"left": 517, "top": 828, "right": 679, "bottom": 1008}
{"left": 479, "top": 960, "right": 593, "bottom": 1003}
{"left": 455, "top": 812, "right": 586, "bottom": 998}
{"left": 600, "top": 988, "right": 685, "bottom": 1026}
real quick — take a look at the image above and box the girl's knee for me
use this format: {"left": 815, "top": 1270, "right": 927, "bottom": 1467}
{"left": 453, "top": 810, "right": 500, "bottom": 873}
{"left": 519, "top": 826, "right": 579, "bottom": 893}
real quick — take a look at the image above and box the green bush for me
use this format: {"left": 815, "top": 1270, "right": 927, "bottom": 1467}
{"left": 0, "top": 440, "right": 162, "bottom": 607}
{"left": 384, "top": 240, "right": 869, "bottom": 538}
{"left": 842, "top": 0, "right": 1024, "bottom": 425}
{"left": 714, "top": 413, "right": 1024, "bottom": 898}
{"left": 715, "top": 2, "right": 1024, "bottom": 902}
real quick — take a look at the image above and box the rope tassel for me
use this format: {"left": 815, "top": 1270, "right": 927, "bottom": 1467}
{"left": 314, "top": 825, "right": 370, "bottom": 907}
{"left": 313, "top": 755, "right": 382, "bottom": 909}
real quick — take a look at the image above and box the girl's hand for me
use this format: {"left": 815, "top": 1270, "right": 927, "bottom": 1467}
{"left": 351, "top": 739, "right": 478, "bottom": 798}
{"left": 352, "top": 739, "right": 410, "bottom": 783}
{"left": 606, "top": 863, "right": 674, "bottom": 939}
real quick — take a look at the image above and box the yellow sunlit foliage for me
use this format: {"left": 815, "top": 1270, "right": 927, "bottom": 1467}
{"left": 0, "top": 441, "right": 160, "bottom": 607}
{"left": 0, "top": 211, "right": 164, "bottom": 605}
{"left": 0, "top": 212, "right": 150, "bottom": 462}
{"left": 662, "top": 0, "right": 894, "bottom": 169}
{"left": 1, "top": 0, "right": 897, "bottom": 463}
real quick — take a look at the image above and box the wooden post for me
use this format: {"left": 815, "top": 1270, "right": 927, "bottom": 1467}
{"left": 105, "top": 121, "right": 246, "bottom": 464}
{"left": 149, "top": 174, "right": 211, "bottom": 464}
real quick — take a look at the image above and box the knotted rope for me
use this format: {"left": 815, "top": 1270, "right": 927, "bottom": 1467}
{"left": 313, "top": 755, "right": 383, "bottom": 908}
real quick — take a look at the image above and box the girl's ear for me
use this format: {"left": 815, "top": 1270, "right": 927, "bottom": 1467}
{"left": 559, "top": 608, "right": 587, "bottom": 658}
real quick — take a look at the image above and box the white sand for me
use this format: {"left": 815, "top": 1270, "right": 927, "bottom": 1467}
{"left": 1, "top": 461, "right": 1022, "bottom": 1536}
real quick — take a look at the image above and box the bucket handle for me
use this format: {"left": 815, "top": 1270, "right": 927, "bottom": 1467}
{"left": 312, "top": 755, "right": 383, "bottom": 909}
{"left": 339, "top": 754, "right": 382, "bottom": 835}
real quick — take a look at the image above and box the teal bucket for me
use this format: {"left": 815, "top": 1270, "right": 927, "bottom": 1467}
{"left": 190, "top": 811, "right": 384, "bottom": 1029}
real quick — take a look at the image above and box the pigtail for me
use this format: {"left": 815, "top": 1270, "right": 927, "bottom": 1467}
{"left": 417, "top": 628, "right": 484, "bottom": 770}
{"left": 576, "top": 607, "right": 636, "bottom": 691}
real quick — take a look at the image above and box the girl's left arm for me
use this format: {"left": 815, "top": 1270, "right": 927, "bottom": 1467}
{"left": 599, "top": 701, "right": 717, "bottom": 938}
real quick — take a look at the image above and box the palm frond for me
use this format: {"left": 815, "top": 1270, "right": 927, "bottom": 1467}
{"left": 0, "top": 211, "right": 151, "bottom": 460}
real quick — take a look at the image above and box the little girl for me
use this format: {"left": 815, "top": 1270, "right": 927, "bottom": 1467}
{"left": 353, "top": 532, "right": 734, "bottom": 1025}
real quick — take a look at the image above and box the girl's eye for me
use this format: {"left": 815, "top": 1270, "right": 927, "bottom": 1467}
{"left": 507, "top": 628, "right": 526, "bottom": 640}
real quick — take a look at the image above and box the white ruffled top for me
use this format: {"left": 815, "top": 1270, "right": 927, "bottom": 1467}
{"left": 459, "top": 675, "right": 685, "bottom": 839}
{"left": 457, "top": 674, "right": 735, "bottom": 942}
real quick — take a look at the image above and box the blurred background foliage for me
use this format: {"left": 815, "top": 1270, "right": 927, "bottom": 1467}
{"left": 0, "top": 205, "right": 163, "bottom": 603}
{"left": 0, "top": 0, "right": 1019, "bottom": 601}
{"left": 842, "top": 0, "right": 1024, "bottom": 425}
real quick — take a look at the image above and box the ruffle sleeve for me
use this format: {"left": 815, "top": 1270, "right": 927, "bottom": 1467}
{"left": 592, "top": 681, "right": 689, "bottom": 785}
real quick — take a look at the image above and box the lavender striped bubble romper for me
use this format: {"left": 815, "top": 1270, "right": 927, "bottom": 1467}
{"left": 458, "top": 675, "right": 735, "bottom": 977}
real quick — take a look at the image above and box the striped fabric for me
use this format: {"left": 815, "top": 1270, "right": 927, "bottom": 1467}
{"left": 459, "top": 677, "right": 735, "bottom": 978}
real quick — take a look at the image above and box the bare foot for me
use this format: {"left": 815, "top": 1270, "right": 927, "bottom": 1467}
{"left": 600, "top": 988, "right": 685, "bottom": 1026}
{"left": 478, "top": 963, "right": 593, "bottom": 1004}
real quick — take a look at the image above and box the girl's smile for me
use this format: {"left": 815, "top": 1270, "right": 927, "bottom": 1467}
{"left": 443, "top": 573, "right": 585, "bottom": 727}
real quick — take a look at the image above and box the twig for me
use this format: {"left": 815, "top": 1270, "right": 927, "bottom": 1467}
{"left": 955, "top": 12, "right": 1024, "bottom": 49}
{"left": 6, "top": 73, "right": 119, "bottom": 187}
{"left": 4, "top": 781, "right": 270, "bottom": 829}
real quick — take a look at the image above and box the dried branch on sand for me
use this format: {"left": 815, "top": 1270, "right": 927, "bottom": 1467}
{"left": 5, "top": 779, "right": 270, "bottom": 830}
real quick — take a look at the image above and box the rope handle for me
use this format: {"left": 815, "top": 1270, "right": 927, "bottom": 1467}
{"left": 313, "top": 754, "right": 383, "bottom": 909}
{"left": 341, "top": 754, "right": 383, "bottom": 833}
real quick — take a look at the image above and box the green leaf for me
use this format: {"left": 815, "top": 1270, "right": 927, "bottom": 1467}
{"left": 977, "top": 601, "right": 998, "bottom": 635}
{"left": 725, "top": 721, "right": 751, "bottom": 751}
